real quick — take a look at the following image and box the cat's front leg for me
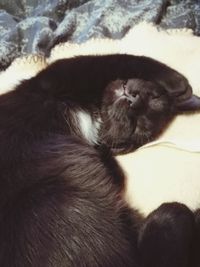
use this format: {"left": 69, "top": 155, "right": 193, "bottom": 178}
{"left": 152, "top": 67, "right": 192, "bottom": 103}
{"left": 114, "top": 54, "right": 192, "bottom": 104}
{"left": 33, "top": 54, "right": 192, "bottom": 105}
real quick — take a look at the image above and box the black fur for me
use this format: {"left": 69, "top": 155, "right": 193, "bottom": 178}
{"left": 99, "top": 78, "right": 176, "bottom": 154}
{"left": 138, "top": 203, "right": 195, "bottom": 267}
{"left": 0, "top": 54, "right": 198, "bottom": 267}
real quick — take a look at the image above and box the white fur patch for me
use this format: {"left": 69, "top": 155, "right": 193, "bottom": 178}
{"left": 76, "top": 110, "right": 100, "bottom": 144}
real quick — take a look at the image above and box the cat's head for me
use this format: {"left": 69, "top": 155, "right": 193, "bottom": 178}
{"left": 98, "top": 79, "right": 200, "bottom": 155}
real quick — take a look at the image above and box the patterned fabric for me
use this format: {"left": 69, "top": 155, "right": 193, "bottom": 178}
{"left": 0, "top": 0, "right": 199, "bottom": 69}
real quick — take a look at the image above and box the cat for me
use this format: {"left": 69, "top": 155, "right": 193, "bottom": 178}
{"left": 0, "top": 54, "right": 199, "bottom": 267}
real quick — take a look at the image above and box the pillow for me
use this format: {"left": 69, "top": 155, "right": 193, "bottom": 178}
{"left": 1, "top": 22, "right": 200, "bottom": 216}
{"left": 0, "top": 55, "right": 47, "bottom": 95}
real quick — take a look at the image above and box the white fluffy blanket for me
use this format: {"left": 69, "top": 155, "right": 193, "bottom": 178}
{"left": 1, "top": 23, "right": 200, "bottom": 216}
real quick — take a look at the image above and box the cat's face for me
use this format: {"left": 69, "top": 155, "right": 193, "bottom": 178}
{"left": 65, "top": 78, "right": 199, "bottom": 155}
{"left": 99, "top": 79, "right": 174, "bottom": 154}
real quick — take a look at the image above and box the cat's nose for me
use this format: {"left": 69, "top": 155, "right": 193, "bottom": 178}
{"left": 126, "top": 94, "right": 141, "bottom": 108}
{"left": 127, "top": 99, "right": 133, "bottom": 105}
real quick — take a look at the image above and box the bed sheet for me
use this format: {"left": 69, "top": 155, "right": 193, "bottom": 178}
{"left": 0, "top": 0, "right": 199, "bottom": 69}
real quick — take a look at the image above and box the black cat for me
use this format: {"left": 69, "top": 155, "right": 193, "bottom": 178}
{"left": 0, "top": 54, "right": 199, "bottom": 267}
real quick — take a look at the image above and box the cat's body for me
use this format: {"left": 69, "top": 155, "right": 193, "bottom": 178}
{"left": 0, "top": 54, "right": 199, "bottom": 267}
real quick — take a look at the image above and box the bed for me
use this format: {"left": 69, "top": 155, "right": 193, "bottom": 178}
{"left": 0, "top": 0, "right": 199, "bottom": 70}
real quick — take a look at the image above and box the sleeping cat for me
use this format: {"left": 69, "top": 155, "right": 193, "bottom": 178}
{"left": 0, "top": 54, "right": 199, "bottom": 267}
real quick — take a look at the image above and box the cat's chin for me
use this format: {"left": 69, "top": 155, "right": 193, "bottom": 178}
{"left": 105, "top": 127, "right": 157, "bottom": 156}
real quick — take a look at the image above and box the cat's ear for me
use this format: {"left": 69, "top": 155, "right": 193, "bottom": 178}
{"left": 175, "top": 94, "right": 200, "bottom": 112}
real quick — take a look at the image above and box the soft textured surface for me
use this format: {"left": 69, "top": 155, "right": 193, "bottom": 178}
{"left": 1, "top": 22, "right": 200, "bottom": 216}
{"left": 0, "top": 0, "right": 200, "bottom": 69}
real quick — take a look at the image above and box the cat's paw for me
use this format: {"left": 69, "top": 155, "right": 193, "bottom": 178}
{"left": 155, "top": 70, "right": 200, "bottom": 112}
{"left": 138, "top": 203, "right": 194, "bottom": 267}
{"left": 156, "top": 71, "right": 192, "bottom": 103}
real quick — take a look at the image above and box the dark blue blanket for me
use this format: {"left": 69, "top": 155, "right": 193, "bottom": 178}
{"left": 0, "top": 0, "right": 199, "bottom": 69}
